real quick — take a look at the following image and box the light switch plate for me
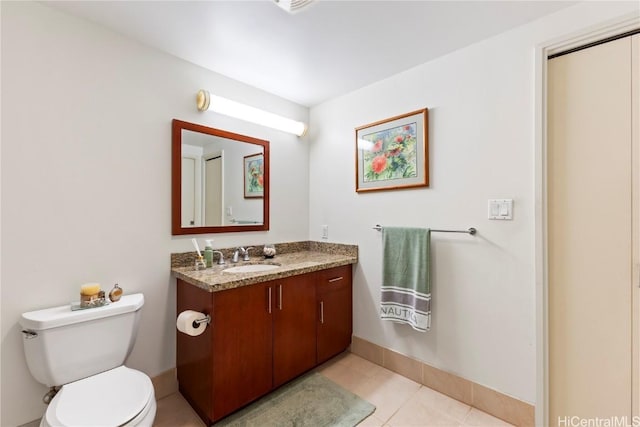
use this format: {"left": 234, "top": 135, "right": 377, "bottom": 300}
{"left": 488, "top": 199, "right": 513, "bottom": 220}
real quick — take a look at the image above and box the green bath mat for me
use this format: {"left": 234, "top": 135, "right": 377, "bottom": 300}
{"left": 214, "top": 372, "right": 376, "bottom": 427}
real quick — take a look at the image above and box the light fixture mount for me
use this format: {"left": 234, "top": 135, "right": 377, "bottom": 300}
{"left": 273, "top": 0, "right": 315, "bottom": 14}
{"left": 196, "top": 89, "right": 210, "bottom": 111}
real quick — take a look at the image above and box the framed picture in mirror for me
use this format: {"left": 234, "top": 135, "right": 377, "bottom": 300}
{"left": 244, "top": 153, "right": 264, "bottom": 198}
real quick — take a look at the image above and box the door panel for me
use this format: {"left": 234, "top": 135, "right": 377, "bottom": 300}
{"left": 548, "top": 36, "right": 634, "bottom": 423}
{"left": 272, "top": 276, "right": 317, "bottom": 387}
{"left": 317, "top": 266, "right": 352, "bottom": 364}
{"left": 212, "top": 283, "right": 273, "bottom": 421}
{"left": 204, "top": 155, "right": 223, "bottom": 226}
{"left": 181, "top": 157, "right": 196, "bottom": 227}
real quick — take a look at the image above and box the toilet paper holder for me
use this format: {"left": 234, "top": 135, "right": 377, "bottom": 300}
{"left": 192, "top": 314, "right": 211, "bottom": 328}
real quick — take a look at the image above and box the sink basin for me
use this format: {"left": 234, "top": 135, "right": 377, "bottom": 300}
{"left": 223, "top": 264, "right": 281, "bottom": 274}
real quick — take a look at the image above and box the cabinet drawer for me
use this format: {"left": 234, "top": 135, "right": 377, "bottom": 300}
{"left": 317, "top": 265, "right": 352, "bottom": 290}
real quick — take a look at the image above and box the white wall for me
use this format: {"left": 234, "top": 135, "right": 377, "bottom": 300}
{"left": 0, "top": 2, "right": 309, "bottom": 425}
{"left": 308, "top": 1, "right": 639, "bottom": 405}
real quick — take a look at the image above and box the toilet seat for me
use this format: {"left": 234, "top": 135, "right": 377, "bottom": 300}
{"left": 43, "top": 366, "right": 155, "bottom": 427}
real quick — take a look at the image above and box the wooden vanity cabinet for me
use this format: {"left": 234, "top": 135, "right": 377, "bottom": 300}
{"left": 271, "top": 274, "right": 317, "bottom": 387}
{"left": 316, "top": 265, "right": 353, "bottom": 364}
{"left": 211, "top": 282, "right": 273, "bottom": 420}
{"left": 176, "top": 264, "right": 353, "bottom": 425}
{"left": 177, "top": 280, "right": 274, "bottom": 423}
{"left": 176, "top": 279, "right": 214, "bottom": 425}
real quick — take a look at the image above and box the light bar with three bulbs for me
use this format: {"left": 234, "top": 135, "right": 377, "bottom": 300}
{"left": 196, "top": 90, "right": 308, "bottom": 137}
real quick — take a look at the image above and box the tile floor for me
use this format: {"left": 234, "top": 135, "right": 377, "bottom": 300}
{"left": 153, "top": 352, "right": 514, "bottom": 427}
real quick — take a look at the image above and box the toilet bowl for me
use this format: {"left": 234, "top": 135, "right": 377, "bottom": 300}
{"left": 41, "top": 366, "right": 156, "bottom": 427}
{"left": 19, "top": 293, "right": 156, "bottom": 427}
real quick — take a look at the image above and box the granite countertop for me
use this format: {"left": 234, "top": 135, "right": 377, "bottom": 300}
{"left": 171, "top": 241, "right": 358, "bottom": 292}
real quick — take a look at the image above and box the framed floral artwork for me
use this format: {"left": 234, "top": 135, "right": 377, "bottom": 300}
{"left": 355, "top": 108, "right": 428, "bottom": 192}
{"left": 244, "top": 153, "right": 264, "bottom": 198}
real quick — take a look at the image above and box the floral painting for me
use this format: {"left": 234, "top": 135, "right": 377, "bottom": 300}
{"left": 356, "top": 109, "right": 428, "bottom": 192}
{"left": 362, "top": 123, "right": 418, "bottom": 182}
{"left": 244, "top": 153, "right": 264, "bottom": 198}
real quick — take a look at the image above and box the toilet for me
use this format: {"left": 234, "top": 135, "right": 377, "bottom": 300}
{"left": 19, "top": 293, "right": 156, "bottom": 427}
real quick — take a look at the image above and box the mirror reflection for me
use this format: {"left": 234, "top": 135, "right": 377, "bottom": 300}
{"left": 172, "top": 119, "right": 269, "bottom": 235}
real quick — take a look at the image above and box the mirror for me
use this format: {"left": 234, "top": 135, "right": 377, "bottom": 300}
{"left": 172, "top": 119, "right": 269, "bottom": 235}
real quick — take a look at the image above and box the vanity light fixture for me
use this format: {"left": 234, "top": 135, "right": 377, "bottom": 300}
{"left": 196, "top": 90, "right": 308, "bottom": 137}
{"left": 273, "top": 0, "right": 315, "bottom": 14}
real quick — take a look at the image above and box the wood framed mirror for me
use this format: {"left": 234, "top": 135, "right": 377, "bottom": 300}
{"left": 172, "top": 119, "right": 269, "bottom": 235}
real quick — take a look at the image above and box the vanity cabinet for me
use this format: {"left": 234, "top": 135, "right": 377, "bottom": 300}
{"left": 271, "top": 274, "right": 317, "bottom": 387}
{"left": 176, "top": 264, "right": 352, "bottom": 425}
{"left": 316, "top": 265, "right": 353, "bottom": 364}
{"left": 210, "top": 282, "right": 273, "bottom": 420}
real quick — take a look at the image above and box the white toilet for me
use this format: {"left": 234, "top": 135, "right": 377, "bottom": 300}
{"left": 19, "top": 293, "right": 156, "bottom": 427}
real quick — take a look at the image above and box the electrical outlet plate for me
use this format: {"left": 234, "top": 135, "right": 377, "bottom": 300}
{"left": 321, "top": 225, "right": 329, "bottom": 239}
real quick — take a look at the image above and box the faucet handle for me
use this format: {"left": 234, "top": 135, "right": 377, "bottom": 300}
{"left": 243, "top": 247, "right": 253, "bottom": 261}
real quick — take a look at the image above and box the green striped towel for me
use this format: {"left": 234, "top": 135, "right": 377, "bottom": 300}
{"left": 380, "top": 227, "right": 431, "bottom": 332}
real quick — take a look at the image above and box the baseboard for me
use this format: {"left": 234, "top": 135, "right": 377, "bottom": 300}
{"left": 152, "top": 368, "right": 179, "bottom": 400}
{"left": 350, "top": 336, "right": 534, "bottom": 427}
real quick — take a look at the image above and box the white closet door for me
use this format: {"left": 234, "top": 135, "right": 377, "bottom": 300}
{"left": 548, "top": 35, "right": 635, "bottom": 423}
{"left": 204, "top": 155, "right": 223, "bottom": 226}
{"left": 181, "top": 157, "right": 196, "bottom": 227}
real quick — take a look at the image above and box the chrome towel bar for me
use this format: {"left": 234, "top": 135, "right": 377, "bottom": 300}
{"left": 373, "top": 224, "right": 477, "bottom": 235}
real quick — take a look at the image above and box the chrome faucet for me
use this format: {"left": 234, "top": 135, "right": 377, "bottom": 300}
{"left": 232, "top": 247, "right": 254, "bottom": 263}
{"left": 212, "top": 251, "right": 225, "bottom": 265}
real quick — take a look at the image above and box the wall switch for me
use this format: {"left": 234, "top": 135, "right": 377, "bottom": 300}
{"left": 488, "top": 199, "right": 513, "bottom": 220}
{"left": 226, "top": 206, "right": 233, "bottom": 216}
{"left": 321, "top": 225, "right": 329, "bottom": 240}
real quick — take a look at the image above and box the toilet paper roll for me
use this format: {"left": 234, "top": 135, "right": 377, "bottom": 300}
{"left": 176, "top": 310, "right": 208, "bottom": 337}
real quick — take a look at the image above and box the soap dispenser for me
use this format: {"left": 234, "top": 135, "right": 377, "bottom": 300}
{"left": 204, "top": 240, "right": 214, "bottom": 268}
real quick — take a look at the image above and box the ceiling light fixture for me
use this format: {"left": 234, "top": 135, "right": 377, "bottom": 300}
{"left": 273, "top": 0, "right": 315, "bottom": 14}
{"left": 196, "top": 90, "right": 308, "bottom": 137}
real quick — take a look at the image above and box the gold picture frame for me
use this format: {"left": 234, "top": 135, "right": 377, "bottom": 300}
{"left": 355, "top": 108, "right": 428, "bottom": 193}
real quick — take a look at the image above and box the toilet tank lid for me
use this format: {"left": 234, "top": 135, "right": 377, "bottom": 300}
{"left": 20, "top": 293, "right": 144, "bottom": 331}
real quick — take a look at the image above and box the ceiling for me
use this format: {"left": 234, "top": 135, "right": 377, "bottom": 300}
{"left": 47, "top": 0, "right": 577, "bottom": 107}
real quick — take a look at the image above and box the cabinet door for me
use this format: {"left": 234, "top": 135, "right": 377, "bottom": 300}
{"left": 176, "top": 279, "right": 213, "bottom": 425}
{"left": 317, "top": 265, "right": 353, "bottom": 364}
{"left": 272, "top": 275, "right": 317, "bottom": 387}
{"left": 211, "top": 282, "right": 273, "bottom": 421}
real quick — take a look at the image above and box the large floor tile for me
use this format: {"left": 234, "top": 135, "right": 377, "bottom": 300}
{"left": 411, "top": 386, "right": 472, "bottom": 423}
{"left": 463, "top": 407, "right": 514, "bottom": 427}
{"left": 339, "top": 352, "right": 387, "bottom": 379}
{"left": 387, "top": 395, "right": 461, "bottom": 427}
{"left": 316, "top": 355, "right": 375, "bottom": 393}
{"left": 153, "top": 393, "right": 205, "bottom": 427}
{"left": 351, "top": 368, "right": 422, "bottom": 422}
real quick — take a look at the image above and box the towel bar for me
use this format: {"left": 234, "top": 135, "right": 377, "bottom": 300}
{"left": 373, "top": 224, "right": 476, "bottom": 235}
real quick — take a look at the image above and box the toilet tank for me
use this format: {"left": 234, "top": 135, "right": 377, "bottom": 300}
{"left": 19, "top": 293, "right": 145, "bottom": 387}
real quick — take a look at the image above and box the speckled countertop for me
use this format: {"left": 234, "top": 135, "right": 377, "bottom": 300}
{"left": 171, "top": 241, "right": 358, "bottom": 292}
